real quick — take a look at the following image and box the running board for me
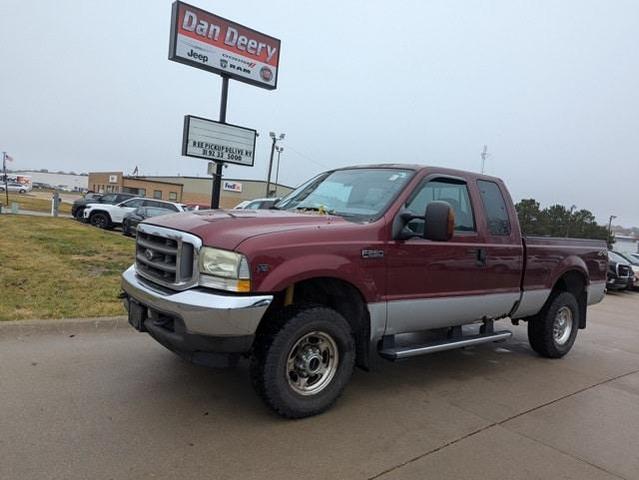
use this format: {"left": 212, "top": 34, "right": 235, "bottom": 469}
{"left": 379, "top": 330, "right": 512, "bottom": 361}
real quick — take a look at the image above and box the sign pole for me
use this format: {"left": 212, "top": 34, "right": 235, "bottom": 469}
{"left": 2, "top": 152, "right": 8, "bottom": 207}
{"left": 211, "top": 76, "right": 229, "bottom": 209}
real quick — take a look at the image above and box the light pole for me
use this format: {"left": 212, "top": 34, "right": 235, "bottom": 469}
{"left": 274, "top": 145, "right": 284, "bottom": 196}
{"left": 607, "top": 215, "right": 617, "bottom": 247}
{"left": 266, "top": 132, "right": 285, "bottom": 197}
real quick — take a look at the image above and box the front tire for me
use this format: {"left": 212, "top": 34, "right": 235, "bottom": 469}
{"left": 250, "top": 305, "right": 355, "bottom": 418}
{"left": 528, "top": 291, "right": 579, "bottom": 358}
{"left": 90, "top": 212, "right": 111, "bottom": 229}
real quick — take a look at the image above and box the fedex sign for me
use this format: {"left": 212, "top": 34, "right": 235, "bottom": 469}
{"left": 222, "top": 181, "right": 242, "bottom": 193}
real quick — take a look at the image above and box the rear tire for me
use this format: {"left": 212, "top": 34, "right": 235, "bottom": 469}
{"left": 250, "top": 305, "right": 355, "bottom": 418}
{"left": 90, "top": 212, "right": 111, "bottom": 229}
{"left": 528, "top": 291, "right": 579, "bottom": 358}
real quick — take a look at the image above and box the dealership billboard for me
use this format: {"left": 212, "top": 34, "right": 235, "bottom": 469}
{"left": 182, "top": 115, "right": 257, "bottom": 167}
{"left": 169, "top": 1, "right": 281, "bottom": 90}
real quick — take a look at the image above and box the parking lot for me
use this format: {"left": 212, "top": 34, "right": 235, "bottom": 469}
{"left": 1, "top": 292, "right": 638, "bottom": 479}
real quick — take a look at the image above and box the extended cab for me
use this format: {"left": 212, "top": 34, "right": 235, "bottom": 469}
{"left": 121, "top": 165, "right": 607, "bottom": 418}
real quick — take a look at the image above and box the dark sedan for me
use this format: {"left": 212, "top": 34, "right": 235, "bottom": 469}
{"left": 122, "top": 206, "right": 176, "bottom": 236}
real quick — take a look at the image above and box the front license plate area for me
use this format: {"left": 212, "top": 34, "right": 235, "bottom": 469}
{"left": 128, "top": 300, "right": 147, "bottom": 332}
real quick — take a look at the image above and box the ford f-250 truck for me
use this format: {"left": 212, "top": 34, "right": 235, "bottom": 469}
{"left": 121, "top": 165, "right": 607, "bottom": 418}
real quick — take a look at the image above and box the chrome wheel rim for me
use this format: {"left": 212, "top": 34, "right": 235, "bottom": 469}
{"left": 553, "top": 306, "right": 573, "bottom": 345}
{"left": 286, "top": 331, "right": 339, "bottom": 396}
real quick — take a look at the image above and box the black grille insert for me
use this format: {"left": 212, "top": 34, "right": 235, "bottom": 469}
{"left": 135, "top": 230, "right": 195, "bottom": 286}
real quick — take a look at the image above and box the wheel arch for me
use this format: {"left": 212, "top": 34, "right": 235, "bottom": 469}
{"left": 89, "top": 209, "right": 111, "bottom": 220}
{"left": 257, "top": 276, "right": 372, "bottom": 370}
{"left": 550, "top": 269, "right": 588, "bottom": 329}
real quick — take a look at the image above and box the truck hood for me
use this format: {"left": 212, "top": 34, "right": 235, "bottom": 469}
{"left": 144, "top": 209, "right": 350, "bottom": 251}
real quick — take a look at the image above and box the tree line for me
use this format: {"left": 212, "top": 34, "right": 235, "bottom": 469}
{"left": 515, "top": 199, "right": 611, "bottom": 242}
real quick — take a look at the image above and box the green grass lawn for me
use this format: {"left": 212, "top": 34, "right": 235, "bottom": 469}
{"left": 1, "top": 193, "right": 72, "bottom": 214}
{"left": 0, "top": 216, "right": 134, "bottom": 320}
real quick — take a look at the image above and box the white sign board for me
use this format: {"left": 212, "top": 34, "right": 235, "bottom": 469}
{"left": 108, "top": 175, "right": 118, "bottom": 183}
{"left": 182, "top": 115, "right": 256, "bottom": 167}
{"left": 223, "top": 181, "right": 242, "bottom": 193}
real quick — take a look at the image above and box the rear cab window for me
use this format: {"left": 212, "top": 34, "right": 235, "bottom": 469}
{"left": 477, "top": 180, "right": 511, "bottom": 236}
{"left": 121, "top": 199, "right": 144, "bottom": 208}
{"left": 144, "top": 200, "right": 178, "bottom": 211}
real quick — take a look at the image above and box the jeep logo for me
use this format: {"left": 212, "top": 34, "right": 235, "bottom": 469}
{"left": 187, "top": 49, "right": 208, "bottom": 63}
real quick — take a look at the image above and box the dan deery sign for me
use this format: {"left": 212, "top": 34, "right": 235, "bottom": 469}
{"left": 169, "top": 1, "right": 281, "bottom": 90}
{"left": 182, "top": 116, "right": 257, "bottom": 167}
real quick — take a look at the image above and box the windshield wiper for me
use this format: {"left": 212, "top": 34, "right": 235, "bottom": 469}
{"left": 292, "top": 206, "right": 359, "bottom": 219}
{"left": 294, "top": 206, "right": 324, "bottom": 212}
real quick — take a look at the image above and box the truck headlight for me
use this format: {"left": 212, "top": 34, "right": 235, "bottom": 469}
{"left": 198, "top": 247, "right": 251, "bottom": 292}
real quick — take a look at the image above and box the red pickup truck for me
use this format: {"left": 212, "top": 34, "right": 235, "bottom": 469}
{"left": 121, "top": 165, "right": 607, "bottom": 418}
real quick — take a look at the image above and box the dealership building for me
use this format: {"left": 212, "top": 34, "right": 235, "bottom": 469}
{"left": 87, "top": 172, "right": 293, "bottom": 208}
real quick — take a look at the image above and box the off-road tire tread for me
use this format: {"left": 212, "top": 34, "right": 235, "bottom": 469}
{"left": 250, "top": 304, "right": 355, "bottom": 419}
{"left": 528, "top": 291, "right": 579, "bottom": 358}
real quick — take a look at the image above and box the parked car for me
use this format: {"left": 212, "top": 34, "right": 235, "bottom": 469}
{"left": 121, "top": 164, "right": 607, "bottom": 418}
{"left": 183, "top": 203, "right": 209, "bottom": 211}
{"left": 84, "top": 193, "right": 103, "bottom": 202}
{"left": 233, "top": 200, "right": 251, "bottom": 209}
{"left": 612, "top": 251, "right": 639, "bottom": 290}
{"left": 0, "top": 183, "right": 28, "bottom": 194}
{"left": 72, "top": 192, "right": 136, "bottom": 220}
{"left": 233, "top": 197, "right": 280, "bottom": 210}
{"left": 123, "top": 206, "right": 177, "bottom": 236}
{"left": 628, "top": 252, "right": 639, "bottom": 263}
{"left": 607, "top": 251, "right": 634, "bottom": 291}
{"left": 84, "top": 198, "right": 185, "bottom": 229}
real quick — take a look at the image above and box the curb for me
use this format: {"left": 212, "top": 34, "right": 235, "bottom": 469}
{"left": 0, "top": 316, "right": 129, "bottom": 336}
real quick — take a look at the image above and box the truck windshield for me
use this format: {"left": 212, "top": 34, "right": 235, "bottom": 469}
{"left": 276, "top": 168, "right": 413, "bottom": 220}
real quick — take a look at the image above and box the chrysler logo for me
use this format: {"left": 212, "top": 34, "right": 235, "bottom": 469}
{"left": 259, "top": 66, "right": 273, "bottom": 82}
{"left": 144, "top": 249, "right": 156, "bottom": 261}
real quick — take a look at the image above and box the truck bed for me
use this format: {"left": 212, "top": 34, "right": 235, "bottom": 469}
{"left": 512, "top": 236, "right": 608, "bottom": 319}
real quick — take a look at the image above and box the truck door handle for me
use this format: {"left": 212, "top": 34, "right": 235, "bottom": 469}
{"left": 468, "top": 248, "right": 487, "bottom": 266}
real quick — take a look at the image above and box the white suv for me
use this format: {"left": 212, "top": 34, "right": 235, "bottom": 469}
{"left": 83, "top": 198, "right": 185, "bottom": 229}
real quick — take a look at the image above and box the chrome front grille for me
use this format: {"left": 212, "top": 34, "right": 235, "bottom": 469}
{"left": 134, "top": 224, "right": 201, "bottom": 290}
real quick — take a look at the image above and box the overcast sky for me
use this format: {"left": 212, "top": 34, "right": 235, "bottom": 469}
{"left": 1, "top": 0, "right": 638, "bottom": 226}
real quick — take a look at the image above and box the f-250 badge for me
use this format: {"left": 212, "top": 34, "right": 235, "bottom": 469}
{"left": 361, "top": 249, "right": 384, "bottom": 259}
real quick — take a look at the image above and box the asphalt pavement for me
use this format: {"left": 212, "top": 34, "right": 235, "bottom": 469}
{"left": 1, "top": 293, "right": 638, "bottom": 480}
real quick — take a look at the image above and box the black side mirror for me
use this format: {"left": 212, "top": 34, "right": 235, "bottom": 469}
{"left": 424, "top": 201, "right": 455, "bottom": 241}
{"left": 392, "top": 209, "right": 424, "bottom": 240}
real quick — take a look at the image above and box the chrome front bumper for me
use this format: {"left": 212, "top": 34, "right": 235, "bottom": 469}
{"left": 121, "top": 265, "right": 273, "bottom": 337}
